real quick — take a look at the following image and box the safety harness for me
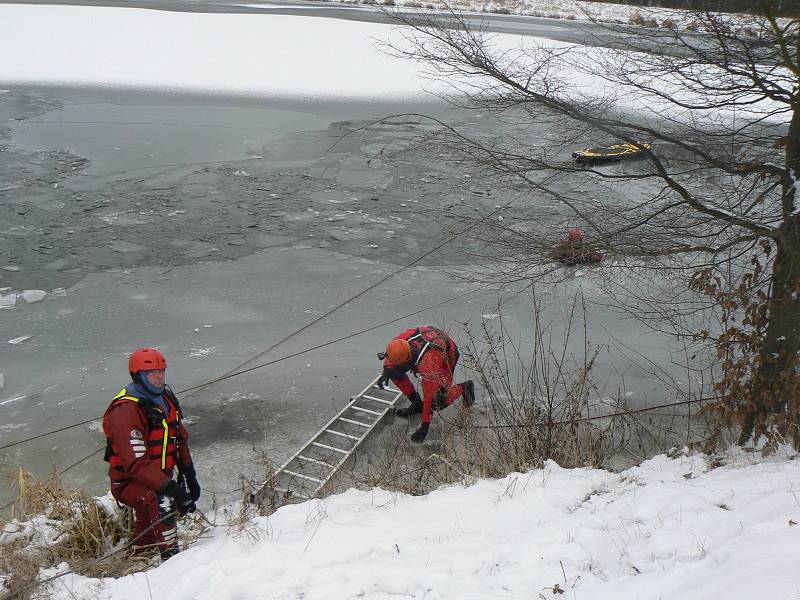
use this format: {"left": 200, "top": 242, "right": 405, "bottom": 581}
{"left": 104, "top": 387, "right": 183, "bottom": 471}
{"left": 407, "top": 326, "right": 453, "bottom": 370}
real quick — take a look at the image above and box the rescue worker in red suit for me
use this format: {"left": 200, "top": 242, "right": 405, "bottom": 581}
{"left": 377, "top": 326, "right": 475, "bottom": 443}
{"left": 550, "top": 228, "right": 603, "bottom": 265}
{"left": 102, "top": 348, "right": 200, "bottom": 560}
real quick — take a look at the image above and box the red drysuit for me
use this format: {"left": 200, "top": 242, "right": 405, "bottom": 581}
{"left": 103, "top": 386, "right": 193, "bottom": 553}
{"left": 384, "top": 326, "right": 464, "bottom": 424}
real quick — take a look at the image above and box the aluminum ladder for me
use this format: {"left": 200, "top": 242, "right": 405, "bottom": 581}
{"left": 251, "top": 375, "right": 403, "bottom": 508}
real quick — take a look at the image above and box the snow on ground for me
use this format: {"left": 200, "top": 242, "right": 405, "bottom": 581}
{"left": 0, "top": 4, "right": 433, "bottom": 102}
{"left": 0, "top": 4, "right": 784, "bottom": 128}
{"left": 240, "top": 0, "right": 768, "bottom": 30}
{"left": 37, "top": 449, "right": 800, "bottom": 600}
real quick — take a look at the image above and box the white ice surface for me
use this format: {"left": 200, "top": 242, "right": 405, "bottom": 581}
{"left": 0, "top": 5, "right": 434, "bottom": 102}
{"left": 21, "top": 290, "right": 46, "bottom": 303}
{"left": 0, "top": 4, "right": 786, "bottom": 128}
{"left": 0, "top": 244, "right": 681, "bottom": 508}
{"left": 0, "top": 293, "right": 16, "bottom": 309}
{"left": 44, "top": 449, "right": 800, "bottom": 600}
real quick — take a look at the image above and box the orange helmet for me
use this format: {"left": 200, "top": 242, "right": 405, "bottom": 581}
{"left": 385, "top": 338, "right": 412, "bottom": 364}
{"left": 128, "top": 348, "right": 167, "bottom": 374}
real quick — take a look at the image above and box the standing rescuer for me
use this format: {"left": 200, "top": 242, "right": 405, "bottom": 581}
{"left": 378, "top": 326, "right": 475, "bottom": 443}
{"left": 102, "top": 348, "right": 200, "bottom": 560}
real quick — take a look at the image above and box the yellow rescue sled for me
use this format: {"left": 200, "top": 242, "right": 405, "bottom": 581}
{"left": 572, "top": 142, "right": 651, "bottom": 165}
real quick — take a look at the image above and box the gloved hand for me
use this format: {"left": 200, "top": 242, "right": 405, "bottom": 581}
{"left": 180, "top": 464, "right": 201, "bottom": 503}
{"left": 185, "top": 475, "right": 201, "bottom": 503}
{"left": 164, "top": 480, "right": 196, "bottom": 517}
{"left": 377, "top": 368, "right": 391, "bottom": 390}
{"left": 410, "top": 422, "right": 430, "bottom": 443}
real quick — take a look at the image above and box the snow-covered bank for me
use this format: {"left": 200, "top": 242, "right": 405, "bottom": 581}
{"left": 40, "top": 449, "right": 800, "bottom": 600}
{"left": 0, "top": 5, "right": 432, "bottom": 102}
{"left": 289, "top": 0, "right": 703, "bottom": 28}
{"left": 0, "top": 4, "right": 785, "bottom": 128}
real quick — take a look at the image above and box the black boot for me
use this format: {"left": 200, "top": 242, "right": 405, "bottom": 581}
{"left": 461, "top": 380, "right": 475, "bottom": 407}
{"left": 396, "top": 392, "right": 423, "bottom": 418}
{"left": 160, "top": 545, "right": 180, "bottom": 561}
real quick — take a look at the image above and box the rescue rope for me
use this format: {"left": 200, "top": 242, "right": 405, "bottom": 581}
{"left": 178, "top": 192, "right": 522, "bottom": 399}
{"left": 446, "top": 395, "right": 712, "bottom": 430}
{"left": 0, "top": 393, "right": 714, "bottom": 515}
{"left": 0, "top": 446, "right": 105, "bottom": 513}
{"left": 0, "top": 419, "right": 100, "bottom": 451}
{"left": 2, "top": 172, "right": 534, "bottom": 449}
{"left": 176, "top": 286, "right": 487, "bottom": 394}
{"left": 0, "top": 285, "right": 487, "bottom": 451}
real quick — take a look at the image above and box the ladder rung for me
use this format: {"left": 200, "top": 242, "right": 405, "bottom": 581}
{"left": 362, "top": 394, "right": 394, "bottom": 404}
{"left": 311, "top": 441, "right": 348, "bottom": 454}
{"left": 373, "top": 385, "right": 399, "bottom": 392}
{"left": 350, "top": 405, "right": 382, "bottom": 416}
{"left": 326, "top": 429, "right": 360, "bottom": 441}
{"left": 283, "top": 469, "right": 323, "bottom": 483}
{"left": 275, "top": 486, "right": 310, "bottom": 499}
{"left": 338, "top": 417, "right": 371, "bottom": 428}
{"left": 297, "top": 455, "right": 335, "bottom": 468}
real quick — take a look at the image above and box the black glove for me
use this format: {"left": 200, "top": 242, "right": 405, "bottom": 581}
{"left": 377, "top": 367, "right": 391, "bottom": 390}
{"left": 164, "top": 480, "right": 195, "bottom": 517}
{"left": 185, "top": 475, "right": 201, "bottom": 503}
{"left": 410, "top": 422, "right": 430, "bottom": 443}
{"left": 180, "top": 464, "right": 201, "bottom": 503}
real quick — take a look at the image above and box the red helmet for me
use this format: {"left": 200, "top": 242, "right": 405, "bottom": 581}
{"left": 128, "top": 347, "right": 167, "bottom": 374}
{"left": 385, "top": 338, "right": 412, "bottom": 364}
{"left": 567, "top": 228, "right": 584, "bottom": 242}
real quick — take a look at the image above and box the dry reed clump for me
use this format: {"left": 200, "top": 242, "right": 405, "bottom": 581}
{"left": 333, "top": 294, "right": 701, "bottom": 498}
{"left": 0, "top": 549, "right": 47, "bottom": 600}
{"left": 251, "top": 295, "right": 704, "bottom": 515}
{"left": 0, "top": 467, "right": 156, "bottom": 599}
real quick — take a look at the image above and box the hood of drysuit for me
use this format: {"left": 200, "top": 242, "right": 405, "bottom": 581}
{"left": 128, "top": 372, "right": 168, "bottom": 411}
{"left": 382, "top": 355, "right": 414, "bottom": 379}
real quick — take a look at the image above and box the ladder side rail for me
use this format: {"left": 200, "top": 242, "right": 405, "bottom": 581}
{"left": 256, "top": 379, "right": 403, "bottom": 503}
{"left": 350, "top": 374, "right": 401, "bottom": 403}
{"left": 310, "top": 387, "right": 403, "bottom": 497}
{"left": 271, "top": 381, "right": 385, "bottom": 479}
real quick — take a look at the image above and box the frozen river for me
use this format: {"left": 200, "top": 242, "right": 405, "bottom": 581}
{"left": 0, "top": 4, "right": 694, "bottom": 510}
{"left": 0, "top": 87, "right": 690, "bottom": 510}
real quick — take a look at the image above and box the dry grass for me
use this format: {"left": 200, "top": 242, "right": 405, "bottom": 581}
{"left": 248, "top": 293, "right": 703, "bottom": 514}
{"left": 327, "top": 293, "right": 700, "bottom": 500}
{"left": 0, "top": 550, "right": 46, "bottom": 600}
{"left": 0, "top": 468, "right": 165, "bottom": 598}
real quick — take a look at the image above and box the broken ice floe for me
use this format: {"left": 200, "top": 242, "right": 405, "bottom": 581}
{"left": 0, "top": 395, "right": 26, "bottom": 406}
{"left": 0, "top": 293, "right": 16, "bottom": 309}
{"left": 0, "top": 422, "right": 27, "bottom": 431}
{"left": 189, "top": 347, "right": 215, "bottom": 357}
{"left": 21, "top": 290, "right": 46, "bottom": 303}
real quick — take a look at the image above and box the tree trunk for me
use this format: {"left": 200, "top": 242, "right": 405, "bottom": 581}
{"left": 740, "top": 99, "right": 800, "bottom": 444}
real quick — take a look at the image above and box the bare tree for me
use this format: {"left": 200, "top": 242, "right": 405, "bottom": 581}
{"left": 384, "top": 2, "right": 799, "bottom": 445}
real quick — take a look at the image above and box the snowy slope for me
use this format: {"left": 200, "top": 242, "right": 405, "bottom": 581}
{"left": 47, "top": 449, "right": 800, "bottom": 599}
{"left": 0, "top": 4, "right": 784, "bottom": 127}
{"left": 0, "top": 4, "right": 429, "bottom": 101}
